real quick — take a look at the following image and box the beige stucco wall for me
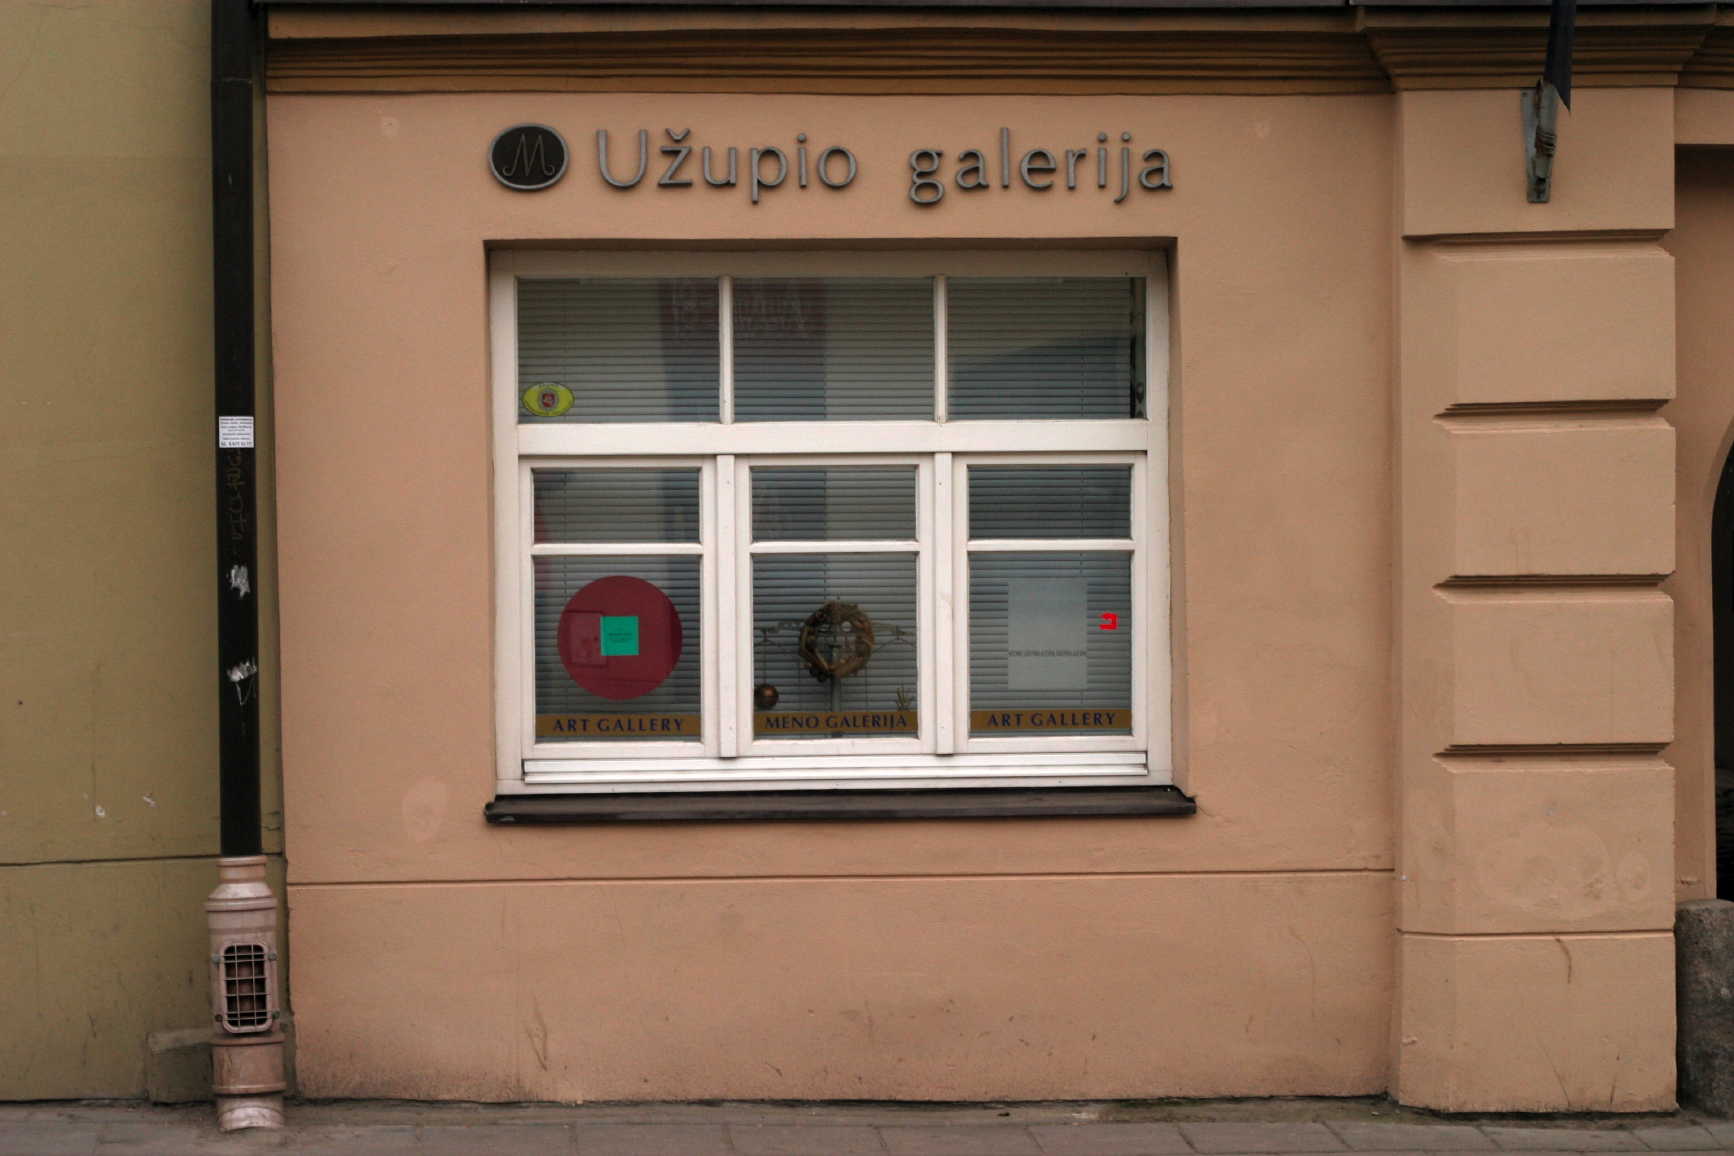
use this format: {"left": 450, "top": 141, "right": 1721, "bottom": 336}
{"left": 269, "top": 90, "right": 1394, "bottom": 1100}
{"left": 0, "top": 0, "right": 283, "bottom": 1098}
{"left": 1668, "top": 148, "right": 1734, "bottom": 903}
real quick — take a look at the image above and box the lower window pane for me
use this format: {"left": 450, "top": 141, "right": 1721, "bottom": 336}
{"left": 969, "top": 552, "right": 1132, "bottom": 736}
{"left": 752, "top": 554, "right": 918, "bottom": 739}
{"left": 534, "top": 555, "right": 701, "bottom": 742}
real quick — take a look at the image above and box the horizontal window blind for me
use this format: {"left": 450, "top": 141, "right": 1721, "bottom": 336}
{"left": 948, "top": 278, "right": 1144, "bottom": 421}
{"left": 734, "top": 278, "right": 934, "bottom": 422}
{"left": 534, "top": 468, "right": 701, "bottom": 543}
{"left": 969, "top": 466, "right": 1132, "bottom": 540}
{"left": 752, "top": 466, "right": 917, "bottom": 541}
{"left": 518, "top": 279, "right": 719, "bottom": 423}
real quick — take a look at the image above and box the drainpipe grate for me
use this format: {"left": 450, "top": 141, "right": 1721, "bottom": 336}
{"left": 216, "top": 942, "right": 276, "bottom": 1033}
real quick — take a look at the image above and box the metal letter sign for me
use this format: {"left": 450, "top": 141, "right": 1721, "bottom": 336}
{"left": 490, "top": 125, "right": 568, "bottom": 191}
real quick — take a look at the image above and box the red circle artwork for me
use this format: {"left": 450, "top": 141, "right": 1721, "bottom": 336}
{"left": 556, "top": 576, "right": 684, "bottom": 700}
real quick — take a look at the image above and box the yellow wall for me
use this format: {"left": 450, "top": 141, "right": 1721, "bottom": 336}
{"left": 0, "top": 0, "right": 282, "bottom": 1098}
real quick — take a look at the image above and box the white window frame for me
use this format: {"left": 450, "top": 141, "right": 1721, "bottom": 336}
{"left": 491, "top": 249, "right": 1172, "bottom": 795}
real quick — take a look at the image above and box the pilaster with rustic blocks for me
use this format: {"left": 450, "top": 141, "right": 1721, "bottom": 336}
{"left": 1392, "top": 85, "right": 1679, "bottom": 1111}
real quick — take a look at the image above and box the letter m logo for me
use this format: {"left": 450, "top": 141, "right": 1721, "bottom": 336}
{"left": 491, "top": 125, "right": 567, "bottom": 191}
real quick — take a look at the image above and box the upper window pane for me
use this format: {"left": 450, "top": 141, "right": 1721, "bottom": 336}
{"left": 948, "top": 277, "right": 1144, "bottom": 421}
{"left": 733, "top": 278, "right": 934, "bottom": 422}
{"left": 752, "top": 467, "right": 917, "bottom": 541}
{"left": 534, "top": 468, "right": 701, "bottom": 544}
{"left": 969, "top": 466, "right": 1131, "bottom": 540}
{"left": 518, "top": 278, "right": 719, "bottom": 423}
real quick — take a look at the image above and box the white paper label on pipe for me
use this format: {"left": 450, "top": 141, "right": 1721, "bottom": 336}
{"left": 218, "top": 416, "right": 254, "bottom": 449}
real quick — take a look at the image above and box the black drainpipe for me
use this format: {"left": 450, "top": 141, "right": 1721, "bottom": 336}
{"left": 212, "top": 0, "right": 260, "bottom": 858}
{"left": 207, "top": 0, "right": 285, "bottom": 1131}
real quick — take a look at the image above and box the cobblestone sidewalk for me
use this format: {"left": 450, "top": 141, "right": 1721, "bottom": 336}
{"left": 3, "top": 1100, "right": 1732, "bottom": 1155}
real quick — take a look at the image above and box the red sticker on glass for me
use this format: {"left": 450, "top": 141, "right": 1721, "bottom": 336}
{"left": 556, "top": 576, "right": 683, "bottom": 701}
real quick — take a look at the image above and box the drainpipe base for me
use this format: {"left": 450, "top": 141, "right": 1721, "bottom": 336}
{"left": 207, "top": 856, "right": 285, "bottom": 1130}
{"left": 216, "top": 1095, "right": 285, "bottom": 1132}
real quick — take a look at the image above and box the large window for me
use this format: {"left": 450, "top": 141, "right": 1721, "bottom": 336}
{"left": 492, "top": 252, "right": 1170, "bottom": 793}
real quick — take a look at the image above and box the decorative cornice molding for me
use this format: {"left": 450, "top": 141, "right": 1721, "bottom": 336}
{"left": 262, "top": 6, "right": 1734, "bottom": 95}
{"left": 1365, "top": 15, "right": 1713, "bottom": 89}
{"left": 1682, "top": 14, "right": 1734, "bottom": 86}
{"left": 264, "top": 27, "right": 1391, "bottom": 94}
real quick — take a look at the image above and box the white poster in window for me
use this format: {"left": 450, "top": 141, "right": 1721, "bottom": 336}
{"left": 1007, "top": 577, "right": 1087, "bottom": 691}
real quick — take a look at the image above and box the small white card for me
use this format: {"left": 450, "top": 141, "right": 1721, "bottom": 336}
{"left": 218, "top": 416, "right": 254, "bottom": 449}
{"left": 1007, "top": 577, "right": 1087, "bottom": 691}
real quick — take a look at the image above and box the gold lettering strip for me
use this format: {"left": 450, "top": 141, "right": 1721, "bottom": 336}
{"left": 537, "top": 714, "right": 701, "bottom": 738}
{"left": 969, "top": 709, "right": 1131, "bottom": 732}
{"left": 753, "top": 710, "right": 918, "bottom": 736}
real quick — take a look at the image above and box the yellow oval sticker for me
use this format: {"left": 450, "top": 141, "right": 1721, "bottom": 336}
{"left": 522, "top": 383, "right": 574, "bottom": 418}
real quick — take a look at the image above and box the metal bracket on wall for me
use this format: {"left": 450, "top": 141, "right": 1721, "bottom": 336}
{"left": 1524, "top": 82, "right": 1561, "bottom": 205}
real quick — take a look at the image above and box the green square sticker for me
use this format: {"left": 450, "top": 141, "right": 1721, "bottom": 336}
{"left": 599, "top": 616, "right": 640, "bottom": 657}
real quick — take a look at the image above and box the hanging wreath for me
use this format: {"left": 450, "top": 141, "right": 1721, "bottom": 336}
{"left": 798, "top": 601, "right": 876, "bottom": 682}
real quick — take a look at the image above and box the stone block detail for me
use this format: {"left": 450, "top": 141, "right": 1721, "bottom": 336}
{"left": 1448, "top": 418, "right": 1675, "bottom": 578}
{"left": 1399, "top": 89, "right": 1674, "bottom": 239}
{"left": 1446, "top": 247, "right": 1674, "bottom": 407}
{"left": 1396, "top": 932, "right": 1675, "bottom": 1111}
{"left": 1443, "top": 588, "right": 1673, "bottom": 749}
{"left": 1401, "top": 242, "right": 1674, "bottom": 411}
{"left": 1401, "top": 758, "right": 1674, "bottom": 935}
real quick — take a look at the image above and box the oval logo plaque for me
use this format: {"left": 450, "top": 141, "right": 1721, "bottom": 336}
{"left": 489, "top": 124, "right": 568, "bottom": 191}
{"left": 522, "top": 383, "right": 575, "bottom": 418}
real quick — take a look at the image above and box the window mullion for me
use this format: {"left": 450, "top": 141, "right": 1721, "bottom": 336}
{"left": 717, "top": 454, "right": 739, "bottom": 758}
{"left": 518, "top": 463, "right": 537, "bottom": 761}
{"left": 720, "top": 275, "right": 734, "bottom": 425}
{"left": 1131, "top": 454, "right": 1150, "bottom": 750}
{"left": 934, "top": 451, "right": 955, "bottom": 755}
{"left": 950, "top": 455, "right": 970, "bottom": 756}
{"left": 934, "top": 276, "right": 948, "bottom": 423}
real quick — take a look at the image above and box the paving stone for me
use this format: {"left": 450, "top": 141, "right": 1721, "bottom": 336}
{"left": 412, "top": 1124, "right": 575, "bottom": 1153}
{"left": 879, "top": 1124, "right": 1044, "bottom": 1155}
{"left": 1180, "top": 1123, "right": 1348, "bottom": 1153}
{"left": 1631, "top": 1126, "right": 1724, "bottom": 1151}
{"left": 1335, "top": 1152, "right": 1541, "bottom": 1156}
{"left": 729, "top": 1123, "right": 887, "bottom": 1155}
{"left": 1700, "top": 1121, "right": 1734, "bottom": 1147}
{"left": 281, "top": 1125, "right": 422, "bottom": 1153}
{"left": 575, "top": 1123, "right": 734, "bottom": 1155}
{"left": 95, "top": 1120, "right": 291, "bottom": 1150}
{"left": 1029, "top": 1122, "right": 1192, "bottom": 1154}
{"left": 0, "top": 1125, "right": 101, "bottom": 1156}
{"left": 1481, "top": 1127, "right": 1645, "bottom": 1151}
{"left": 1329, "top": 1124, "right": 1495, "bottom": 1152}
